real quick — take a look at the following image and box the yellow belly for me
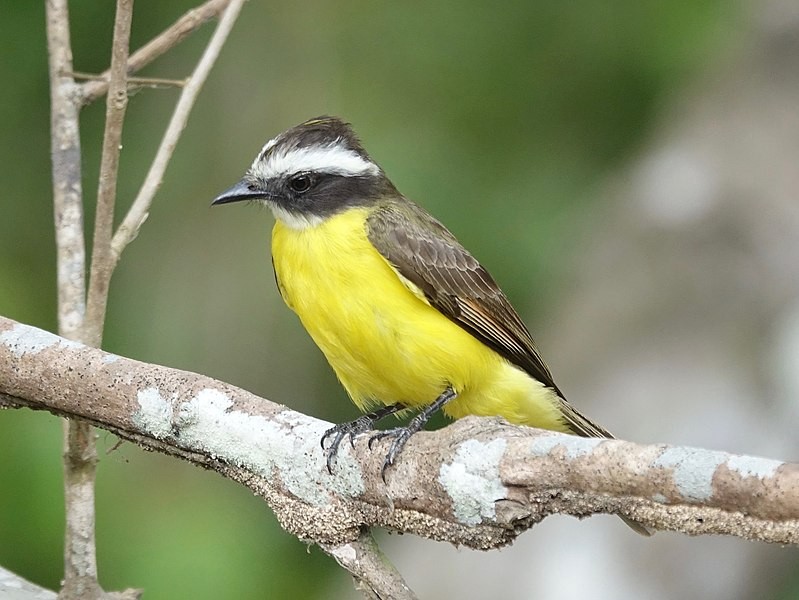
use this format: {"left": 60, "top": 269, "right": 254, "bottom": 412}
{"left": 271, "top": 208, "right": 568, "bottom": 432}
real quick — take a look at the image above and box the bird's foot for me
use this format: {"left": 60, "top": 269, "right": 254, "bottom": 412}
{"left": 368, "top": 425, "right": 419, "bottom": 482}
{"left": 368, "top": 387, "right": 458, "bottom": 481}
{"left": 321, "top": 403, "right": 405, "bottom": 473}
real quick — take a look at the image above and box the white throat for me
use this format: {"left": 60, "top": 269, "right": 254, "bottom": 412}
{"left": 269, "top": 205, "right": 324, "bottom": 230}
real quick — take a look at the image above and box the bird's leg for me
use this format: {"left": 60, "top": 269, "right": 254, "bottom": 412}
{"left": 369, "top": 387, "right": 458, "bottom": 481}
{"left": 321, "top": 403, "right": 406, "bottom": 473}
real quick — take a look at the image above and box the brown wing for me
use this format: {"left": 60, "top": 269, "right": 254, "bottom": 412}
{"left": 366, "top": 199, "right": 613, "bottom": 439}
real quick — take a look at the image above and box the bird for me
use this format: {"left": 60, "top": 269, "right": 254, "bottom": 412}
{"left": 213, "top": 116, "right": 651, "bottom": 535}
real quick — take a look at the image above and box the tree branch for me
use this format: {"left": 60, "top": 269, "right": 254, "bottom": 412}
{"left": 2, "top": 315, "right": 797, "bottom": 556}
{"left": 59, "top": 4, "right": 134, "bottom": 593}
{"left": 320, "top": 532, "right": 418, "bottom": 600}
{"left": 45, "top": 0, "right": 101, "bottom": 596}
{"left": 85, "top": 0, "right": 133, "bottom": 347}
{"left": 46, "top": 1, "right": 242, "bottom": 595}
{"left": 0, "top": 566, "right": 56, "bottom": 600}
{"left": 69, "top": 71, "right": 187, "bottom": 89}
{"left": 79, "top": 0, "right": 233, "bottom": 106}
{"left": 110, "top": 0, "right": 245, "bottom": 257}
{"left": 46, "top": 0, "right": 85, "bottom": 340}
{"left": 0, "top": 564, "right": 140, "bottom": 600}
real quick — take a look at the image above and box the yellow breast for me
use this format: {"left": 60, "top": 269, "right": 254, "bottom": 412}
{"left": 271, "top": 208, "right": 567, "bottom": 431}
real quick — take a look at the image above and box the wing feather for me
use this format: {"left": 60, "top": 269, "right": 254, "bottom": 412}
{"left": 366, "top": 200, "right": 613, "bottom": 439}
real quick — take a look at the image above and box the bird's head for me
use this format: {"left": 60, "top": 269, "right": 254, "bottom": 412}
{"left": 213, "top": 116, "right": 396, "bottom": 229}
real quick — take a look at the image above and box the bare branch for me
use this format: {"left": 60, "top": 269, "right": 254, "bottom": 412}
{"left": 321, "top": 533, "right": 419, "bottom": 600}
{"left": 79, "top": 0, "right": 233, "bottom": 106}
{"left": 0, "top": 564, "right": 140, "bottom": 600}
{"left": 0, "top": 566, "right": 56, "bottom": 600}
{"left": 45, "top": 0, "right": 100, "bottom": 596}
{"left": 84, "top": 0, "right": 133, "bottom": 347}
{"left": 68, "top": 71, "right": 187, "bottom": 89}
{"left": 110, "top": 0, "right": 245, "bottom": 257}
{"left": 53, "top": 1, "right": 135, "bottom": 596}
{"left": 44, "top": 1, "right": 242, "bottom": 596}
{"left": 2, "top": 315, "right": 798, "bottom": 554}
{"left": 46, "top": 0, "right": 85, "bottom": 339}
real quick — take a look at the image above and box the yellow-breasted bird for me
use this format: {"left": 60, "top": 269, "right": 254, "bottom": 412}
{"left": 214, "top": 116, "right": 651, "bottom": 535}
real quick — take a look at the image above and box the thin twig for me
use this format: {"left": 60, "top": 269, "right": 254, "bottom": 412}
{"left": 68, "top": 71, "right": 187, "bottom": 89}
{"left": 80, "top": 0, "right": 232, "bottom": 106}
{"left": 83, "top": 0, "right": 134, "bottom": 347}
{"left": 111, "top": 0, "right": 246, "bottom": 256}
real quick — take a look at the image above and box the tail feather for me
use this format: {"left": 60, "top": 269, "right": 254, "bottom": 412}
{"left": 556, "top": 396, "right": 655, "bottom": 537}
{"left": 556, "top": 397, "right": 615, "bottom": 439}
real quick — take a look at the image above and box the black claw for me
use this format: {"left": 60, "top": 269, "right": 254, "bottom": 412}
{"left": 321, "top": 423, "right": 355, "bottom": 473}
{"left": 373, "top": 387, "right": 458, "bottom": 479}
{"left": 321, "top": 426, "right": 348, "bottom": 473}
{"left": 348, "top": 421, "right": 366, "bottom": 449}
{"left": 370, "top": 426, "right": 415, "bottom": 482}
{"left": 321, "top": 403, "right": 406, "bottom": 473}
{"left": 367, "top": 431, "right": 384, "bottom": 450}
{"left": 323, "top": 390, "right": 457, "bottom": 479}
{"left": 368, "top": 387, "right": 459, "bottom": 480}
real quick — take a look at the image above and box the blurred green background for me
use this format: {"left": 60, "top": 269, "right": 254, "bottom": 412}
{"left": 0, "top": 0, "right": 777, "bottom": 598}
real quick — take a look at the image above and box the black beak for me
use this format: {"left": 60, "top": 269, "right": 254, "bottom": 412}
{"left": 212, "top": 179, "right": 270, "bottom": 206}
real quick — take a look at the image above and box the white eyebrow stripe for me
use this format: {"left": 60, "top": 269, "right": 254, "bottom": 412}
{"left": 251, "top": 144, "right": 379, "bottom": 180}
{"left": 258, "top": 134, "right": 282, "bottom": 157}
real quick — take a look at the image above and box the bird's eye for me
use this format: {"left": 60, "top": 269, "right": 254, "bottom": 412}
{"left": 288, "top": 173, "right": 313, "bottom": 193}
